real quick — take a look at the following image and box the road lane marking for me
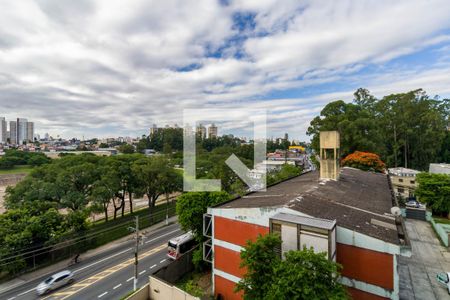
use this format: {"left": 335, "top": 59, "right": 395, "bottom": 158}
{"left": 139, "top": 270, "right": 146, "bottom": 275}
{"left": 160, "top": 259, "right": 166, "bottom": 263}
{"left": 4, "top": 226, "right": 181, "bottom": 298}
{"left": 73, "top": 247, "right": 132, "bottom": 274}
{"left": 113, "top": 284, "right": 122, "bottom": 290}
{"left": 7, "top": 297, "right": 16, "bottom": 300}
{"left": 150, "top": 264, "right": 157, "bottom": 269}
{"left": 145, "top": 229, "right": 181, "bottom": 244}
{"left": 42, "top": 243, "right": 167, "bottom": 300}
{"left": 126, "top": 277, "right": 133, "bottom": 282}
{"left": 98, "top": 291, "right": 108, "bottom": 298}
{"left": 17, "top": 288, "right": 35, "bottom": 296}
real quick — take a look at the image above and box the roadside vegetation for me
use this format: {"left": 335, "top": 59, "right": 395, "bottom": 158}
{"left": 0, "top": 150, "right": 51, "bottom": 170}
{"left": 1, "top": 136, "right": 304, "bottom": 279}
{"left": 416, "top": 173, "right": 450, "bottom": 217}
{"left": 0, "top": 153, "right": 181, "bottom": 277}
{"left": 308, "top": 88, "right": 449, "bottom": 170}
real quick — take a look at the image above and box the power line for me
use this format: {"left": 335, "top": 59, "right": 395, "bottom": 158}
{"left": 0, "top": 208, "right": 175, "bottom": 266}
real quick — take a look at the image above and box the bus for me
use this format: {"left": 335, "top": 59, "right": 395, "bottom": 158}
{"left": 167, "top": 232, "right": 196, "bottom": 260}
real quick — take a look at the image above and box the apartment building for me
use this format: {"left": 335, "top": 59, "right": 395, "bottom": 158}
{"left": 388, "top": 167, "right": 420, "bottom": 200}
{"left": 9, "top": 121, "right": 17, "bottom": 145}
{"left": 27, "top": 122, "right": 34, "bottom": 142}
{"left": 204, "top": 132, "right": 410, "bottom": 300}
{"left": 208, "top": 123, "right": 218, "bottom": 138}
{"left": 0, "top": 117, "right": 6, "bottom": 143}
{"left": 196, "top": 124, "right": 206, "bottom": 140}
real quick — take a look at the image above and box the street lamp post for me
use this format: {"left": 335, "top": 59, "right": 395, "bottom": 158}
{"left": 133, "top": 216, "right": 139, "bottom": 291}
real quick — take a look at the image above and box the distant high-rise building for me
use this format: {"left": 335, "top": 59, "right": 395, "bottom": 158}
{"left": 0, "top": 117, "right": 6, "bottom": 143}
{"left": 196, "top": 124, "right": 206, "bottom": 139}
{"left": 17, "top": 118, "right": 28, "bottom": 144}
{"left": 9, "top": 121, "right": 17, "bottom": 144}
{"left": 150, "top": 124, "right": 158, "bottom": 135}
{"left": 208, "top": 123, "right": 218, "bottom": 138}
{"left": 184, "top": 123, "right": 193, "bottom": 136}
{"left": 284, "top": 132, "right": 289, "bottom": 141}
{"left": 27, "top": 122, "right": 34, "bottom": 142}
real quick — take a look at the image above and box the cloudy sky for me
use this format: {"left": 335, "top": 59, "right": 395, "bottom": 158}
{"left": 1, "top": 0, "right": 450, "bottom": 140}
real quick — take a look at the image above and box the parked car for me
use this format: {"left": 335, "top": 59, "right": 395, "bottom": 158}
{"left": 405, "top": 200, "right": 423, "bottom": 208}
{"left": 36, "top": 270, "right": 74, "bottom": 295}
{"left": 436, "top": 272, "right": 450, "bottom": 294}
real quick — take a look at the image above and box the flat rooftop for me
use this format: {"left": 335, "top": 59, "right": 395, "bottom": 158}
{"left": 216, "top": 167, "right": 402, "bottom": 245}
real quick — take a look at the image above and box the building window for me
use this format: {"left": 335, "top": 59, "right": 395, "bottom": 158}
{"left": 398, "top": 188, "right": 404, "bottom": 193}
{"left": 399, "top": 178, "right": 403, "bottom": 182}
{"left": 272, "top": 223, "right": 281, "bottom": 235}
{"left": 410, "top": 180, "right": 415, "bottom": 184}
{"left": 271, "top": 223, "right": 282, "bottom": 257}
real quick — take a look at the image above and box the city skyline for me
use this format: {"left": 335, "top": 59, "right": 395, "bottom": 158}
{"left": 1, "top": 1, "right": 450, "bottom": 140}
{"left": 0, "top": 117, "right": 35, "bottom": 145}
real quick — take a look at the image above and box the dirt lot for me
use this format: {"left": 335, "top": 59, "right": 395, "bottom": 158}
{"left": 399, "top": 219, "right": 450, "bottom": 299}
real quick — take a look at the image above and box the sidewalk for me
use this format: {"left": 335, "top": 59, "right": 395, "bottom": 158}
{"left": 0, "top": 215, "right": 178, "bottom": 295}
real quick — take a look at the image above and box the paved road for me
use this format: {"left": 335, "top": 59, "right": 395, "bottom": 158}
{"left": 0, "top": 223, "right": 183, "bottom": 300}
{"left": 399, "top": 219, "right": 450, "bottom": 300}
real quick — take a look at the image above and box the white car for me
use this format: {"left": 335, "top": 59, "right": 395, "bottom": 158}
{"left": 436, "top": 272, "right": 450, "bottom": 294}
{"left": 36, "top": 270, "right": 74, "bottom": 295}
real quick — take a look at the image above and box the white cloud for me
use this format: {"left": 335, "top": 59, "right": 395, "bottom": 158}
{"left": 0, "top": 0, "right": 449, "bottom": 140}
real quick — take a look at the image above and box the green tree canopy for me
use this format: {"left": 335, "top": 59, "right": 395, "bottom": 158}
{"left": 117, "top": 143, "right": 135, "bottom": 154}
{"left": 236, "top": 234, "right": 348, "bottom": 300}
{"left": 416, "top": 173, "right": 450, "bottom": 216}
{"left": 307, "top": 88, "right": 449, "bottom": 170}
{"left": 176, "top": 191, "right": 229, "bottom": 241}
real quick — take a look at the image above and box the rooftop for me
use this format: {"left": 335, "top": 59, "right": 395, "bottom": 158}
{"left": 429, "top": 163, "right": 450, "bottom": 174}
{"left": 272, "top": 212, "right": 336, "bottom": 230}
{"left": 388, "top": 167, "right": 421, "bottom": 176}
{"left": 216, "top": 167, "right": 402, "bottom": 245}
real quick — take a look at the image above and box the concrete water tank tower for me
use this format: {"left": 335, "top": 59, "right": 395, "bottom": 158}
{"left": 319, "top": 131, "right": 340, "bottom": 180}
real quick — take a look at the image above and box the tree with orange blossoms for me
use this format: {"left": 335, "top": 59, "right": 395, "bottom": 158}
{"left": 341, "top": 151, "right": 386, "bottom": 173}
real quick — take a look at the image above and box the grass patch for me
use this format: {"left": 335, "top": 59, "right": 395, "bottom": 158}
{"left": 176, "top": 270, "right": 211, "bottom": 298}
{"left": 433, "top": 216, "right": 450, "bottom": 225}
{"left": 0, "top": 165, "right": 33, "bottom": 174}
{"left": 65, "top": 201, "right": 178, "bottom": 249}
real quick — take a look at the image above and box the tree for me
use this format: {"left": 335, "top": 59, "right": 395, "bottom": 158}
{"left": 341, "top": 151, "right": 385, "bottom": 173}
{"left": 307, "top": 100, "right": 381, "bottom": 158}
{"left": 236, "top": 234, "right": 348, "bottom": 300}
{"left": 267, "top": 249, "right": 348, "bottom": 300}
{"left": 415, "top": 173, "right": 450, "bottom": 217}
{"left": 176, "top": 191, "right": 229, "bottom": 241}
{"left": 307, "top": 88, "right": 449, "bottom": 170}
{"left": 267, "top": 164, "right": 302, "bottom": 185}
{"left": 160, "top": 168, "right": 182, "bottom": 224}
{"left": 113, "top": 155, "right": 141, "bottom": 214}
{"left": 133, "top": 156, "right": 178, "bottom": 221}
{"left": 28, "top": 154, "right": 51, "bottom": 166}
{"left": 0, "top": 205, "right": 65, "bottom": 274}
{"left": 236, "top": 234, "right": 282, "bottom": 299}
{"left": 176, "top": 191, "right": 229, "bottom": 269}
{"left": 90, "top": 172, "right": 119, "bottom": 221}
{"left": 118, "top": 144, "right": 135, "bottom": 154}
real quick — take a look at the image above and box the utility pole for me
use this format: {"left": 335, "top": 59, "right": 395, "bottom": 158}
{"left": 134, "top": 216, "right": 139, "bottom": 292}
